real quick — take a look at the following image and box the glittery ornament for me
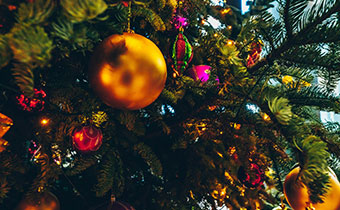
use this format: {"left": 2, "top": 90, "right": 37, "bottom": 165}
{"left": 171, "top": 15, "right": 188, "bottom": 29}
{"left": 172, "top": 29, "right": 193, "bottom": 76}
{"left": 16, "top": 88, "right": 46, "bottom": 112}
{"left": 237, "top": 163, "right": 264, "bottom": 188}
{"left": 247, "top": 41, "right": 262, "bottom": 67}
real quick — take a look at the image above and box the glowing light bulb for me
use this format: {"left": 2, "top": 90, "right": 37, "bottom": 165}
{"left": 40, "top": 118, "right": 50, "bottom": 126}
{"left": 221, "top": 8, "right": 231, "bottom": 14}
{"left": 227, "top": 40, "right": 234, "bottom": 45}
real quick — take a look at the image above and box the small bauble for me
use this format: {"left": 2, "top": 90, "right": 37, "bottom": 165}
{"left": 188, "top": 65, "right": 212, "bottom": 83}
{"left": 16, "top": 192, "right": 60, "bottom": 210}
{"left": 89, "top": 33, "right": 167, "bottom": 110}
{"left": 72, "top": 125, "right": 102, "bottom": 152}
{"left": 283, "top": 166, "right": 340, "bottom": 210}
{"left": 94, "top": 201, "right": 135, "bottom": 210}
{"left": 237, "top": 163, "right": 264, "bottom": 188}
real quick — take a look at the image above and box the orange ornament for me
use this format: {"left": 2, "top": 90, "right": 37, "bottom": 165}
{"left": 283, "top": 166, "right": 340, "bottom": 210}
{"left": 16, "top": 192, "right": 60, "bottom": 210}
{"left": 89, "top": 33, "right": 167, "bottom": 110}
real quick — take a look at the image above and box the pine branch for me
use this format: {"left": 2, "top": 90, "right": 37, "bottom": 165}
{"left": 294, "top": 0, "right": 340, "bottom": 39}
{"left": 133, "top": 6, "right": 166, "bottom": 31}
{"left": 283, "top": 0, "right": 292, "bottom": 38}
{"left": 11, "top": 63, "right": 34, "bottom": 97}
{"left": 0, "top": 35, "right": 11, "bottom": 68}
{"left": 61, "top": 0, "right": 108, "bottom": 23}
{"left": 285, "top": 86, "right": 340, "bottom": 112}
{"left": 134, "top": 143, "right": 163, "bottom": 177}
{"left": 299, "top": 136, "right": 330, "bottom": 203}
{"left": 9, "top": 25, "right": 54, "bottom": 68}
{"left": 95, "top": 150, "right": 124, "bottom": 197}
{"left": 16, "top": 0, "right": 54, "bottom": 25}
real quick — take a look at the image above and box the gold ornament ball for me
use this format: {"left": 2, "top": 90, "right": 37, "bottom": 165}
{"left": 283, "top": 166, "right": 340, "bottom": 210}
{"left": 89, "top": 33, "right": 167, "bottom": 110}
{"left": 16, "top": 192, "right": 60, "bottom": 210}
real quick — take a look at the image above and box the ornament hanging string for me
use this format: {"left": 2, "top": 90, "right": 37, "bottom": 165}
{"left": 127, "top": 1, "right": 133, "bottom": 33}
{"left": 60, "top": 168, "right": 89, "bottom": 206}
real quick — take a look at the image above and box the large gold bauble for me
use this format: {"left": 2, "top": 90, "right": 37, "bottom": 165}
{"left": 16, "top": 192, "right": 60, "bottom": 210}
{"left": 283, "top": 166, "right": 340, "bottom": 210}
{"left": 89, "top": 33, "right": 167, "bottom": 110}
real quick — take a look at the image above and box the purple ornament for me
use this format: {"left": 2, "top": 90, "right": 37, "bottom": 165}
{"left": 188, "top": 65, "right": 212, "bottom": 83}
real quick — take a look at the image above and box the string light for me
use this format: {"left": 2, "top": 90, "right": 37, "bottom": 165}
{"left": 262, "top": 113, "right": 271, "bottom": 121}
{"left": 227, "top": 40, "right": 234, "bottom": 46}
{"left": 230, "top": 122, "right": 241, "bottom": 130}
{"left": 201, "top": 19, "right": 206, "bottom": 24}
{"left": 221, "top": 8, "right": 231, "bottom": 14}
{"left": 213, "top": 33, "right": 219, "bottom": 37}
{"left": 227, "top": 25, "right": 232, "bottom": 30}
{"left": 40, "top": 117, "right": 50, "bottom": 126}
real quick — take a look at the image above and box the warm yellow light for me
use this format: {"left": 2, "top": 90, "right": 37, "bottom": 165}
{"left": 217, "top": 152, "right": 223, "bottom": 158}
{"left": 227, "top": 25, "right": 232, "bottom": 30}
{"left": 221, "top": 8, "right": 231, "bottom": 14}
{"left": 201, "top": 19, "right": 206, "bottom": 24}
{"left": 262, "top": 113, "right": 271, "bottom": 121}
{"left": 227, "top": 40, "right": 234, "bottom": 45}
{"left": 213, "top": 33, "right": 219, "bottom": 37}
{"left": 40, "top": 118, "right": 50, "bottom": 126}
{"left": 231, "top": 122, "right": 241, "bottom": 130}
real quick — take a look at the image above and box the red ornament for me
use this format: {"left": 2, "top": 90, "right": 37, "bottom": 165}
{"left": 72, "top": 125, "right": 102, "bottom": 152}
{"left": 16, "top": 88, "right": 46, "bottom": 112}
{"left": 247, "top": 41, "right": 262, "bottom": 67}
{"left": 94, "top": 201, "right": 135, "bottom": 210}
{"left": 237, "top": 163, "right": 264, "bottom": 188}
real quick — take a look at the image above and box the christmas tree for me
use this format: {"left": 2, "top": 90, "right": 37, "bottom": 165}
{"left": 1, "top": 0, "right": 340, "bottom": 209}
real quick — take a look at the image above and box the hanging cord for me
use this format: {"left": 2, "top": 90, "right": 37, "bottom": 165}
{"left": 127, "top": 1, "right": 133, "bottom": 33}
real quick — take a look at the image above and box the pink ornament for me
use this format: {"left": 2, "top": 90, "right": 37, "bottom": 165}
{"left": 188, "top": 65, "right": 212, "bottom": 83}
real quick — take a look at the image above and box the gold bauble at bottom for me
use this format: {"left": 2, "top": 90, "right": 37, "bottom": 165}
{"left": 89, "top": 33, "right": 167, "bottom": 110}
{"left": 283, "top": 166, "right": 340, "bottom": 210}
{"left": 16, "top": 192, "right": 60, "bottom": 210}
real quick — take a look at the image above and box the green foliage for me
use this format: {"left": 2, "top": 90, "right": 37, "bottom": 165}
{"left": 134, "top": 143, "right": 163, "bottom": 177}
{"left": 51, "top": 19, "right": 99, "bottom": 50}
{"left": 16, "top": 0, "right": 54, "bottom": 25}
{"left": 0, "top": 36, "right": 11, "bottom": 68}
{"left": 299, "top": 136, "right": 330, "bottom": 203}
{"left": 268, "top": 97, "right": 292, "bottom": 125}
{"left": 286, "top": 86, "right": 340, "bottom": 112}
{"left": 9, "top": 25, "right": 53, "bottom": 68}
{"left": 133, "top": 6, "right": 166, "bottom": 31}
{"left": 11, "top": 63, "right": 34, "bottom": 97}
{"left": 95, "top": 149, "right": 124, "bottom": 197}
{"left": 65, "top": 155, "right": 98, "bottom": 176}
{"left": 61, "top": 0, "right": 108, "bottom": 23}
